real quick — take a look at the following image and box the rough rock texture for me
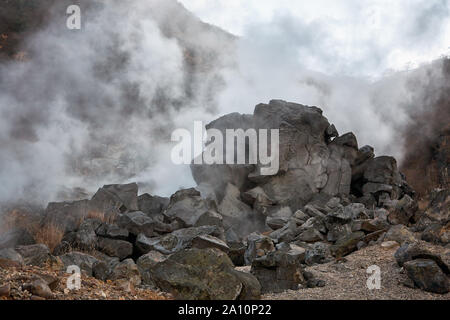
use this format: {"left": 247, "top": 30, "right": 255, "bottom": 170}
{"left": 251, "top": 250, "right": 305, "bottom": 293}
{"left": 147, "top": 248, "right": 260, "bottom": 300}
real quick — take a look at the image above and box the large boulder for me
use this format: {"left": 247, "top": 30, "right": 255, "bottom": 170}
{"left": 190, "top": 100, "right": 362, "bottom": 210}
{"left": 250, "top": 250, "right": 305, "bottom": 293}
{"left": 90, "top": 183, "right": 139, "bottom": 213}
{"left": 96, "top": 237, "right": 133, "bottom": 260}
{"left": 117, "top": 211, "right": 155, "bottom": 237}
{"left": 147, "top": 248, "right": 261, "bottom": 300}
{"left": 163, "top": 188, "right": 214, "bottom": 228}
{"left": 404, "top": 259, "right": 449, "bottom": 294}
{"left": 137, "top": 193, "right": 169, "bottom": 216}
{"left": 59, "top": 252, "right": 100, "bottom": 276}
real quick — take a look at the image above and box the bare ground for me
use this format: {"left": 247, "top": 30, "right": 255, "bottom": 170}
{"left": 247, "top": 244, "right": 450, "bottom": 300}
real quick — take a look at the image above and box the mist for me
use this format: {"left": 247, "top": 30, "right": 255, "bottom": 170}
{"left": 0, "top": 0, "right": 449, "bottom": 207}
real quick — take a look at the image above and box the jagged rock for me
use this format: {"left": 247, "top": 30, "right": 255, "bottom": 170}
{"left": 107, "top": 258, "right": 141, "bottom": 286}
{"left": 266, "top": 216, "right": 288, "bottom": 230}
{"left": 117, "top": 211, "right": 155, "bottom": 237}
{"left": 0, "top": 248, "right": 24, "bottom": 265}
{"left": 15, "top": 244, "right": 51, "bottom": 267}
{"left": 218, "top": 184, "right": 263, "bottom": 236}
{"left": 191, "top": 101, "right": 359, "bottom": 210}
{"left": 384, "top": 225, "right": 416, "bottom": 244}
{"left": 293, "top": 210, "right": 309, "bottom": 221}
{"left": 137, "top": 251, "right": 167, "bottom": 287}
{"left": 404, "top": 259, "right": 449, "bottom": 294}
{"left": 362, "top": 156, "right": 403, "bottom": 199}
{"left": 191, "top": 234, "right": 230, "bottom": 252}
{"left": 296, "top": 228, "right": 324, "bottom": 243}
{"left": 251, "top": 250, "right": 305, "bottom": 293}
{"left": 96, "top": 237, "right": 133, "bottom": 260}
{"left": 135, "top": 226, "right": 220, "bottom": 255}
{"left": 148, "top": 248, "right": 261, "bottom": 300}
{"left": 90, "top": 183, "right": 139, "bottom": 213}
{"left": 73, "top": 219, "right": 101, "bottom": 251}
{"left": 137, "top": 193, "right": 169, "bottom": 216}
{"left": 304, "top": 205, "right": 326, "bottom": 219}
{"left": 244, "top": 233, "right": 275, "bottom": 265}
{"left": 422, "top": 223, "right": 450, "bottom": 245}
{"left": 301, "top": 217, "right": 327, "bottom": 234}
{"left": 327, "top": 224, "right": 352, "bottom": 242}
{"left": 241, "top": 187, "right": 274, "bottom": 215}
{"left": 96, "top": 223, "right": 129, "bottom": 240}
{"left": 387, "top": 195, "right": 418, "bottom": 225}
{"left": 41, "top": 200, "right": 91, "bottom": 233}
{"left": 394, "top": 241, "right": 450, "bottom": 271}
{"left": 194, "top": 211, "right": 224, "bottom": 228}
{"left": 420, "top": 189, "right": 449, "bottom": 224}
{"left": 351, "top": 218, "right": 389, "bottom": 233}
{"left": 163, "top": 188, "right": 213, "bottom": 228}
{"left": 268, "top": 220, "right": 297, "bottom": 242}
{"left": 59, "top": 252, "right": 100, "bottom": 276}
{"left": 305, "top": 242, "right": 332, "bottom": 265}
{"left": 330, "top": 231, "right": 365, "bottom": 258}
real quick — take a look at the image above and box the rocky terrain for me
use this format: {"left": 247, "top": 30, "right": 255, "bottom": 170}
{"left": 0, "top": 100, "right": 448, "bottom": 300}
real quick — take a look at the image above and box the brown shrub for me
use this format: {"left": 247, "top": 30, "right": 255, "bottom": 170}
{"left": 32, "top": 223, "right": 64, "bottom": 252}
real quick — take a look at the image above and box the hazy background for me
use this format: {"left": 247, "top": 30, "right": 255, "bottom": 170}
{"left": 0, "top": 0, "right": 449, "bottom": 206}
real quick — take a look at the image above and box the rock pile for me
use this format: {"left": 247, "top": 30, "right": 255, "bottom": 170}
{"left": 0, "top": 100, "right": 448, "bottom": 298}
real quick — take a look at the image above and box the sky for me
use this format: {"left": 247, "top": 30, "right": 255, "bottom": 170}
{"left": 179, "top": 0, "right": 450, "bottom": 77}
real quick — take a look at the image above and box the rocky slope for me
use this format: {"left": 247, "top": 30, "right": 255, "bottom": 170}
{"left": 1, "top": 100, "right": 448, "bottom": 300}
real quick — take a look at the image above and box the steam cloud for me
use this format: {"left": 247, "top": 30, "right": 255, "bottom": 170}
{"left": 0, "top": 0, "right": 449, "bottom": 206}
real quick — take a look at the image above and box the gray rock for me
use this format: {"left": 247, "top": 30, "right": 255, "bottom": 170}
{"left": 251, "top": 250, "right": 305, "bottom": 293}
{"left": 149, "top": 248, "right": 261, "bottom": 300}
{"left": 163, "top": 188, "right": 212, "bottom": 227}
{"left": 404, "top": 259, "right": 449, "bottom": 294}
{"left": 330, "top": 231, "right": 365, "bottom": 258}
{"left": 0, "top": 248, "right": 24, "bottom": 265}
{"left": 59, "top": 252, "right": 100, "bottom": 276}
{"left": 96, "top": 223, "right": 129, "bottom": 240}
{"left": 387, "top": 195, "right": 418, "bottom": 225}
{"left": 384, "top": 225, "right": 416, "bottom": 244}
{"left": 422, "top": 223, "right": 450, "bottom": 245}
{"left": 108, "top": 258, "right": 142, "bottom": 286}
{"left": 266, "top": 216, "right": 289, "bottom": 230}
{"left": 296, "top": 228, "right": 324, "bottom": 243}
{"left": 137, "top": 193, "right": 169, "bottom": 216}
{"left": 244, "top": 233, "right": 275, "bottom": 265}
{"left": 191, "top": 234, "right": 230, "bottom": 252}
{"left": 305, "top": 242, "right": 332, "bottom": 265}
{"left": 327, "top": 223, "right": 352, "bottom": 242}
{"left": 394, "top": 241, "right": 450, "bottom": 272}
{"left": 117, "top": 211, "right": 155, "bottom": 237}
{"left": 90, "top": 183, "right": 139, "bottom": 213}
{"left": 96, "top": 237, "right": 133, "bottom": 260}
{"left": 268, "top": 220, "right": 297, "bottom": 242}
{"left": 218, "top": 184, "right": 263, "bottom": 236}
{"left": 137, "top": 251, "right": 167, "bottom": 286}
{"left": 15, "top": 244, "right": 51, "bottom": 267}
{"left": 135, "top": 226, "right": 220, "bottom": 255}
{"left": 194, "top": 210, "right": 224, "bottom": 228}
